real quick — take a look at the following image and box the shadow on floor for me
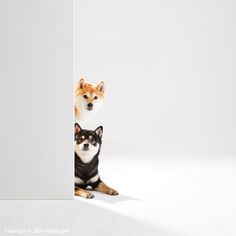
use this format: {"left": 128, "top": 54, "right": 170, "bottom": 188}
{"left": 89, "top": 192, "right": 141, "bottom": 204}
{"left": 0, "top": 200, "right": 181, "bottom": 236}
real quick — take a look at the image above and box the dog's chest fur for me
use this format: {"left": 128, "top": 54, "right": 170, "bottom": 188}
{"left": 75, "top": 110, "right": 96, "bottom": 125}
{"left": 74, "top": 152, "right": 100, "bottom": 187}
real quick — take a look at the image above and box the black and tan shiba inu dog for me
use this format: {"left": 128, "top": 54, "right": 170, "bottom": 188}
{"left": 74, "top": 123, "right": 118, "bottom": 199}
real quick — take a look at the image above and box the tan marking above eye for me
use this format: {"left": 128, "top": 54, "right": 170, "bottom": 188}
{"left": 89, "top": 135, "right": 93, "bottom": 139}
{"left": 82, "top": 136, "right": 85, "bottom": 139}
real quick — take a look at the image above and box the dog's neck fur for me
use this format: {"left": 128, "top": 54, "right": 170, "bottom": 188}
{"left": 75, "top": 108, "right": 97, "bottom": 125}
{"left": 75, "top": 150, "right": 100, "bottom": 166}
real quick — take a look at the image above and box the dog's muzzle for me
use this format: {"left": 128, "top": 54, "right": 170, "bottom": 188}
{"left": 83, "top": 143, "right": 89, "bottom": 151}
{"left": 87, "top": 103, "right": 93, "bottom": 110}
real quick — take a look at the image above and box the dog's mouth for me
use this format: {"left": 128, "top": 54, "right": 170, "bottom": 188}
{"left": 87, "top": 107, "right": 93, "bottom": 111}
{"left": 82, "top": 147, "right": 89, "bottom": 151}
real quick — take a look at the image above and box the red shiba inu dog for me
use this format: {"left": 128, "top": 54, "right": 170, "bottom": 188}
{"left": 74, "top": 78, "right": 105, "bottom": 124}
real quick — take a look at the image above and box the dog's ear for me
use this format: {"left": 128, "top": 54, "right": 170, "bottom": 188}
{"left": 78, "top": 78, "right": 85, "bottom": 89}
{"left": 97, "top": 81, "right": 105, "bottom": 93}
{"left": 94, "top": 126, "right": 103, "bottom": 139}
{"left": 74, "top": 123, "right": 82, "bottom": 134}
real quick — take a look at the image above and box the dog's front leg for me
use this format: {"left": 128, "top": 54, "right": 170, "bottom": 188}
{"left": 74, "top": 188, "right": 94, "bottom": 199}
{"left": 94, "top": 181, "right": 118, "bottom": 195}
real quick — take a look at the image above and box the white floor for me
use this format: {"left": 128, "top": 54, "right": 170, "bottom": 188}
{"left": 1, "top": 156, "right": 236, "bottom": 236}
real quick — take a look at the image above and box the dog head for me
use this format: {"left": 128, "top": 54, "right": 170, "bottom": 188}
{"left": 74, "top": 78, "right": 105, "bottom": 114}
{"left": 74, "top": 123, "right": 103, "bottom": 163}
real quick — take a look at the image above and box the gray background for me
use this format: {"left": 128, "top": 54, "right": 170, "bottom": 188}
{"left": 76, "top": 0, "right": 236, "bottom": 158}
{"left": 0, "top": 0, "right": 74, "bottom": 199}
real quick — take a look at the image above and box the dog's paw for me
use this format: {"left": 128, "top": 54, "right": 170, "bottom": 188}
{"left": 107, "top": 188, "right": 119, "bottom": 196}
{"left": 111, "top": 190, "right": 119, "bottom": 195}
{"left": 85, "top": 192, "right": 95, "bottom": 199}
{"left": 75, "top": 189, "right": 95, "bottom": 199}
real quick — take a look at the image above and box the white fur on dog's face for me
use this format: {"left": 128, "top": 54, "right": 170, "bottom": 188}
{"left": 76, "top": 94, "right": 104, "bottom": 113}
{"left": 74, "top": 140, "right": 100, "bottom": 164}
{"left": 76, "top": 95, "right": 104, "bottom": 124}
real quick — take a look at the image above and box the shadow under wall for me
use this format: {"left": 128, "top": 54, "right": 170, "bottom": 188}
{"left": 0, "top": 200, "right": 180, "bottom": 236}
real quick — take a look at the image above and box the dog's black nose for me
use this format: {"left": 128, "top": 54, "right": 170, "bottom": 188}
{"left": 87, "top": 103, "right": 93, "bottom": 108}
{"left": 83, "top": 143, "right": 89, "bottom": 149}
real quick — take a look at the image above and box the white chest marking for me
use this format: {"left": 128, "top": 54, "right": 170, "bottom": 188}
{"left": 87, "top": 173, "right": 99, "bottom": 184}
{"left": 74, "top": 142, "right": 100, "bottom": 164}
{"left": 74, "top": 177, "right": 84, "bottom": 185}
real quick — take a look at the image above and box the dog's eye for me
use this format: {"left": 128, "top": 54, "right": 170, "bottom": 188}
{"left": 77, "top": 136, "right": 85, "bottom": 143}
{"left": 83, "top": 95, "right": 88, "bottom": 99}
{"left": 94, "top": 96, "right": 98, "bottom": 100}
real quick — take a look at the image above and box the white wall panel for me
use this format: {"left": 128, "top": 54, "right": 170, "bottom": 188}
{"left": 0, "top": 0, "right": 73, "bottom": 199}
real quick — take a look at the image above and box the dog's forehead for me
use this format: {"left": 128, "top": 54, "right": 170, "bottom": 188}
{"left": 79, "top": 130, "right": 95, "bottom": 137}
{"left": 82, "top": 85, "right": 95, "bottom": 93}
{"left": 75, "top": 84, "right": 92, "bottom": 95}
{"left": 80, "top": 85, "right": 103, "bottom": 96}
